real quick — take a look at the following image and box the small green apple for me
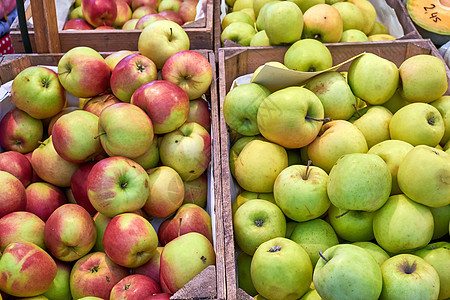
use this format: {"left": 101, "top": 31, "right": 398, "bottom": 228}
{"left": 237, "top": 252, "right": 258, "bottom": 296}
{"left": 263, "top": 1, "right": 304, "bottom": 45}
{"left": 429, "top": 205, "right": 450, "bottom": 240}
{"left": 221, "top": 22, "right": 257, "bottom": 46}
{"left": 250, "top": 30, "right": 271, "bottom": 46}
{"left": 284, "top": 39, "right": 333, "bottom": 72}
{"left": 327, "top": 204, "right": 375, "bottom": 242}
{"left": 332, "top": 1, "right": 364, "bottom": 31}
{"left": 350, "top": 105, "right": 393, "bottom": 148}
{"left": 352, "top": 241, "right": 390, "bottom": 266}
{"left": 339, "top": 29, "right": 368, "bottom": 42}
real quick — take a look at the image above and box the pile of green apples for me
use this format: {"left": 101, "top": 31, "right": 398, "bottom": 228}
{"left": 223, "top": 44, "right": 450, "bottom": 299}
{"left": 220, "top": 0, "right": 396, "bottom": 46}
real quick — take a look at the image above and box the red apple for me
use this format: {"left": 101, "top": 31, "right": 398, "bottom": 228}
{"left": 44, "top": 204, "right": 96, "bottom": 261}
{"left": 71, "top": 161, "right": 98, "bottom": 215}
{"left": 143, "top": 166, "right": 184, "bottom": 218}
{"left": 0, "top": 108, "right": 43, "bottom": 153}
{"left": 87, "top": 156, "right": 150, "bottom": 217}
{"left": 0, "top": 151, "right": 32, "bottom": 186}
{"left": 47, "top": 106, "right": 80, "bottom": 136}
{"left": 159, "top": 122, "right": 211, "bottom": 181}
{"left": 183, "top": 173, "right": 207, "bottom": 207}
{"left": 105, "top": 50, "right": 136, "bottom": 71}
{"left": 69, "top": 252, "right": 129, "bottom": 299}
{"left": 178, "top": 0, "right": 198, "bottom": 24}
{"left": 83, "top": 93, "right": 121, "bottom": 116}
{"left": 131, "top": 80, "right": 190, "bottom": 134}
{"left": 110, "top": 274, "right": 161, "bottom": 300}
{"left": 63, "top": 18, "right": 94, "bottom": 30}
{"left": 158, "top": 10, "right": 183, "bottom": 25}
{"left": 157, "top": 203, "right": 212, "bottom": 246}
{"left": 132, "top": 5, "right": 157, "bottom": 19}
{"left": 0, "top": 171, "right": 26, "bottom": 219}
{"left": 11, "top": 66, "right": 66, "bottom": 119}
{"left": 159, "top": 232, "right": 215, "bottom": 294}
{"left": 98, "top": 102, "right": 154, "bottom": 158}
{"left": 24, "top": 152, "right": 40, "bottom": 183}
{"left": 0, "top": 241, "right": 57, "bottom": 297}
{"left": 0, "top": 211, "right": 46, "bottom": 252}
{"left": 30, "top": 136, "right": 80, "bottom": 187}
{"left": 144, "top": 293, "right": 172, "bottom": 300}
{"left": 110, "top": 53, "right": 158, "bottom": 102}
{"left": 162, "top": 50, "right": 212, "bottom": 100}
{"left": 187, "top": 98, "right": 211, "bottom": 132}
{"left": 25, "top": 182, "right": 67, "bottom": 221}
{"left": 103, "top": 213, "right": 159, "bottom": 268}
{"left": 95, "top": 25, "right": 116, "bottom": 29}
{"left": 133, "top": 246, "right": 163, "bottom": 283}
{"left": 112, "top": 0, "right": 132, "bottom": 28}
{"left": 82, "top": 0, "right": 117, "bottom": 27}
{"left": 57, "top": 46, "right": 111, "bottom": 98}
{"left": 52, "top": 110, "right": 103, "bottom": 164}
{"left": 132, "top": 0, "right": 160, "bottom": 10}
{"left": 135, "top": 13, "right": 167, "bottom": 29}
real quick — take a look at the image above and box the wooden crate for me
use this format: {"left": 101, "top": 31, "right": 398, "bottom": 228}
{"left": 214, "top": 0, "right": 422, "bottom": 51}
{"left": 217, "top": 39, "right": 450, "bottom": 300}
{"left": 0, "top": 49, "right": 225, "bottom": 300}
{"left": 10, "top": 0, "right": 214, "bottom": 53}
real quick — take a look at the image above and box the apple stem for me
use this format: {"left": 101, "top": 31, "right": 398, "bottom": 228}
{"left": 319, "top": 251, "right": 329, "bottom": 263}
{"left": 178, "top": 217, "right": 182, "bottom": 237}
{"left": 94, "top": 132, "right": 106, "bottom": 139}
{"left": 303, "top": 160, "right": 312, "bottom": 180}
{"left": 38, "top": 141, "right": 45, "bottom": 145}
{"left": 169, "top": 27, "right": 173, "bottom": 41}
{"left": 335, "top": 210, "right": 350, "bottom": 219}
{"left": 352, "top": 104, "right": 361, "bottom": 117}
{"left": 305, "top": 115, "right": 331, "bottom": 122}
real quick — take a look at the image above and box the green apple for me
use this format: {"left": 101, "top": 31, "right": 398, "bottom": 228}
{"left": 373, "top": 194, "right": 434, "bottom": 254}
{"left": 287, "top": 148, "right": 302, "bottom": 166}
{"left": 327, "top": 153, "right": 391, "bottom": 211}
{"left": 307, "top": 120, "right": 368, "bottom": 173}
{"left": 347, "top": 0, "right": 376, "bottom": 34}
{"left": 42, "top": 260, "right": 72, "bottom": 300}
{"left": 253, "top": 0, "right": 275, "bottom": 17}
{"left": 350, "top": 105, "right": 393, "bottom": 148}
{"left": 251, "top": 237, "right": 313, "bottom": 299}
{"left": 234, "top": 140, "right": 288, "bottom": 192}
{"left": 389, "top": 103, "right": 445, "bottom": 147}
{"left": 368, "top": 33, "right": 396, "bottom": 41}
{"left": 223, "top": 83, "right": 271, "bottom": 136}
{"left": 302, "top": 4, "right": 343, "bottom": 43}
{"left": 431, "top": 95, "right": 450, "bottom": 146}
{"left": 274, "top": 164, "right": 330, "bottom": 222}
{"left": 429, "top": 205, "right": 450, "bottom": 240}
{"left": 352, "top": 241, "right": 390, "bottom": 266}
{"left": 367, "top": 139, "right": 414, "bottom": 195}
{"left": 250, "top": 30, "right": 271, "bottom": 46}
{"left": 237, "top": 252, "right": 258, "bottom": 296}
{"left": 327, "top": 204, "right": 375, "bottom": 242}
{"left": 304, "top": 71, "right": 357, "bottom": 120}
{"left": 288, "top": 0, "right": 325, "bottom": 13}
{"left": 414, "top": 242, "right": 450, "bottom": 300}
{"left": 255, "top": 1, "right": 279, "bottom": 31}
{"left": 339, "top": 29, "right": 368, "bottom": 42}
{"left": 399, "top": 54, "right": 448, "bottom": 103}
{"left": 347, "top": 53, "right": 399, "bottom": 105}
{"left": 380, "top": 254, "right": 440, "bottom": 300}
{"left": 382, "top": 89, "right": 411, "bottom": 114}
{"left": 299, "top": 289, "right": 321, "bottom": 300}
{"left": 233, "top": 199, "right": 286, "bottom": 255}
{"left": 285, "top": 221, "right": 298, "bottom": 239}
{"left": 233, "top": 0, "right": 253, "bottom": 11}
{"left": 331, "top": 1, "right": 364, "bottom": 31}
{"left": 313, "top": 244, "right": 382, "bottom": 300}
{"left": 263, "top": 1, "right": 304, "bottom": 45}
{"left": 257, "top": 86, "right": 325, "bottom": 148}
{"left": 229, "top": 136, "right": 267, "bottom": 178}
{"left": 368, "top": 21, "right": 389, "bottom": 35}
{"left": 232, "top": 190, "right": 275, "bottom": 215}
{"left": 221, "top": 22, "right": 257, "bottom": 46}
{"left": 397, "top": 145, "right": 450, "bottom": 207}
{"left": 222, "top": 11, "right": 254, "bottom": 29}
{"left": 290, "top": 218, "right": 339, "bottom": 265}
{"left": 284, "top": 39, "right": 333, "bottom": 72}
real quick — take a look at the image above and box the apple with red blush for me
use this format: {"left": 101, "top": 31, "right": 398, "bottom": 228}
{"left": 64, "top": 19, "right": 94, "bottom": 30}
{"left": 83, "top": 93, "right": 121, "bottom": 116}
{"left": 71, "top": 161, "right": 98, "bottom": 215}
{"left": 25, "top": 182, "right": 67, "bottom": 221}
{"left": 135, "top": 13, "right": 167, "bottom": 29}
{"left": 187, "top": 98, "right": 211, "bottom": 132}
{"left": 0, "top": 170, "right": 27, "bottom": 219}
{"left": 179, "top": 0, "right": 198, "bottom": 24}
{"left": 133, "top": 246, "right": 163, "bottom": 283}
{"left": 158, "top": 10, "right": 183, "bottom": 25}
{"left": 82, "top": 0, "right": 117, "bottom": 27}
{"left": 110, "top": 274, "right": 161, "bottom": 300}
{"left": 0, "top": 151, "right": 32, "bottom": 187}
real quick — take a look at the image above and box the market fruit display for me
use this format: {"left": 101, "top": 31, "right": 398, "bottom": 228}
{"left": 223, "top": 46, "right": 450, "bottom": 299}
{"left": 0, "top": 27, "right": 214, "bottom": 298}
{"left": 221, "top": 0, "right": 397, "bottom": 46}
{"left": 64, "top": 0, "right": 200, "bottom": 30}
